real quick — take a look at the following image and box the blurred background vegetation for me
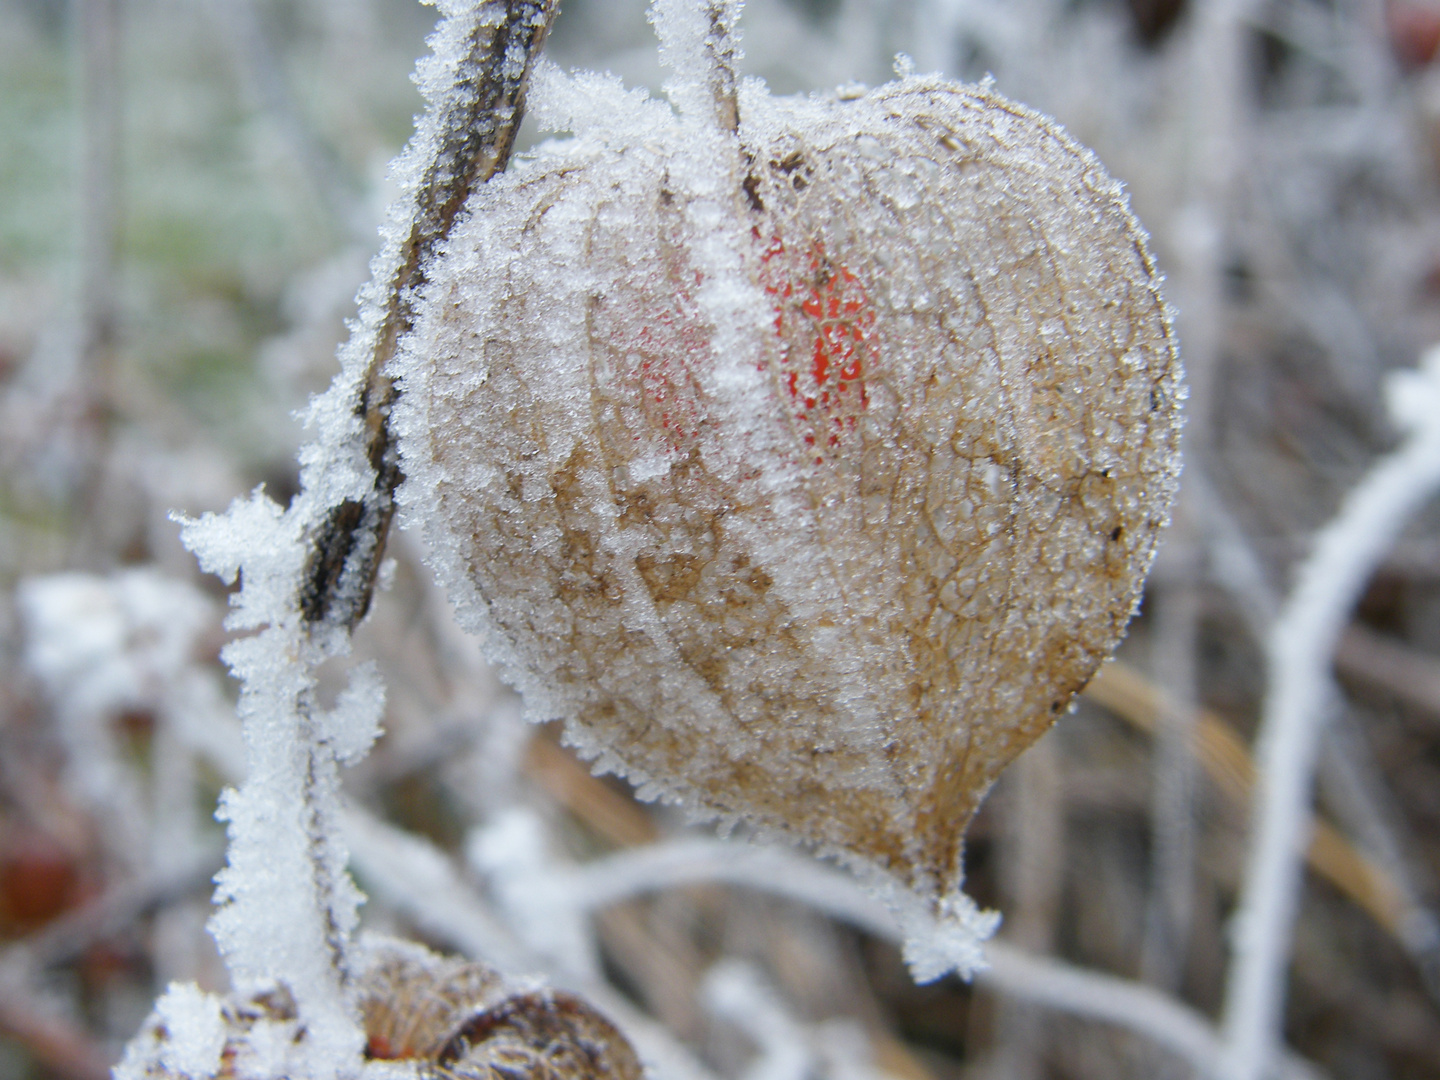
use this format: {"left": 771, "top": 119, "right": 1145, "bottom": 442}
{"left": 5, "top": 0, "right": 1440, "bottom": 1078}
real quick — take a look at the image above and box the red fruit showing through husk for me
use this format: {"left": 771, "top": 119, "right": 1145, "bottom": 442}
{"left": 758, "top": 232, "right": 874, "bottom": 462}
{"left": 396, "top": 62, "right": 1182, "bottom": 906}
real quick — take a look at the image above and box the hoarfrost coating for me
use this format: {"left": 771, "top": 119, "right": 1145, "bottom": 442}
{"left": 158, "top": 1, "right": 561, "bottom": 1074}
{"left": 393, "top": 52, "right": 1182, "bottom": 911}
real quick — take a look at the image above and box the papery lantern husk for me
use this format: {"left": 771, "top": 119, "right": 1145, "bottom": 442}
{"left": 397, "top": 74, "right": 1182, "bottom": 904}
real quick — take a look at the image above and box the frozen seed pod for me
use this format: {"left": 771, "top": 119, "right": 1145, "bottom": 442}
{"left": 395, "top": 59, "right": 1182, "bottom": 904}
{"left": 115, "top": 939, "right": 642, "bottom": 1080}
{"left": 355, "top": 941, "right": 643, "bottom": 1080}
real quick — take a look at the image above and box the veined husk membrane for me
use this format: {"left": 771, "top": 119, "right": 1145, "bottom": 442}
{"left": 395, "top": 62, "right": 1182, "bottom": 923}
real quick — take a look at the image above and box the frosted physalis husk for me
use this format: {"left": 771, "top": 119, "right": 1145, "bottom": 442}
{"left": 395, "top": 43, "right": 1182, "bottom": 910}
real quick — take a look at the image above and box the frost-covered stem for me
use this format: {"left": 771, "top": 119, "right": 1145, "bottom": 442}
{"left": 300, "top": 0, "right": 559, "bottom": 632}
{"left": 202, "top": 621, "right": 366, "bottom": 1070}
{"left": 982, "top": 942, "right": 1221, "bottom": 1077}
{"left": 179, "top": 5, "right": 558, "bottom": 1075}
{"left": 703, "top": 1, "right": 741, "bottom": 134}
{"left": 1218, "top": 352, "right": 1440, "bottom": 1080}
{"left": 296, "top": 0, "right": 557, "bottom": 976}
{"left": 651, "top": 0, "right": 743, "bottom": 134}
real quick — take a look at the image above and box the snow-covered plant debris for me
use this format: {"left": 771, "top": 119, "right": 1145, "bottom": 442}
{"left": 114, "top": 936, "right": 643, "bottom": 1080}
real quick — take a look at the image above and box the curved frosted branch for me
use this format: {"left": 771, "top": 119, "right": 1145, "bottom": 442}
{"left": 1220, "top": 349, "right": 1440, "bottom": 1080}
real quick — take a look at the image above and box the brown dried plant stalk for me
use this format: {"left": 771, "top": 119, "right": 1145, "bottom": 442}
{"left": 299, "top": 0, "right": 559, "bottom": 632}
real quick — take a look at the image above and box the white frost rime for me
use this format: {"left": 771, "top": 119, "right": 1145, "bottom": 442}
{"left": 394, "top": 0, "right": 1180, "bottom": 982}
{"left": 165, "top": 1, "right": 557, "bottom": 1075}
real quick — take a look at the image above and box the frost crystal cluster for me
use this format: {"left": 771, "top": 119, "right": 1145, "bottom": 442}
{"left": 395, "top": 2, "right": 1183, "bottom": 906}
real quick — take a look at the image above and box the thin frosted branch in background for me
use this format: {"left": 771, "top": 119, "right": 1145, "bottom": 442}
{"left": 701, "top": 959, "right": 889, "bottom": 1080}
{"left": 702, "top": 960, "right": 818, "bottom": 1080}
{"left": 369, "top": 798, "right": 1319, "bottom": 1077}
{"left": 462, "top": 825, "right": 1320, "bottom": 1076}
{"left": 1220, "top": 346, "right": 1440, "bottom": 1080}
{"left": 0, "top": 0, "right": 123, "bottom": 519}
{"left": 209, "top": 0, "right": 363, "bottom": 238}
{"left": 1141, "top": 563, "right": 1202, "bottom": 995}
{"left": 1184, "top": 474, "right": 1440, "bottom": 992}
{"left": 341, "top": 805, "right": 529, "bottom": 973}
{"left": 1190, "top": 468, "right": 1279, "bottom": 639}
{"left": 983, "top": 944, "right": 1319, "bottom": 1080}
{"left": 1318, "top": 712, "right": 1440, "bottom": 996}
{"left": 989, "top": 736, "right": 1064, "bottom": 1080}
{"left": 344, "top": 809, "right": 723, "bottom": 1080}
{"left": 1136, "top": 0, "right": 1255, "bottom": 999}
{"left": 75, "top": 0, "right": 118, "bottom": 393}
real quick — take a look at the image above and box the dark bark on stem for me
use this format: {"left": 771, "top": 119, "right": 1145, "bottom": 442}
{"left": 705, "top": 1, "right": 740, "bottom": 134}
{"left": 300, "top": 0, "right": 560, "bottom": 630}
{"left": 302, "top": 727, "right": 348, "bottom": 980}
